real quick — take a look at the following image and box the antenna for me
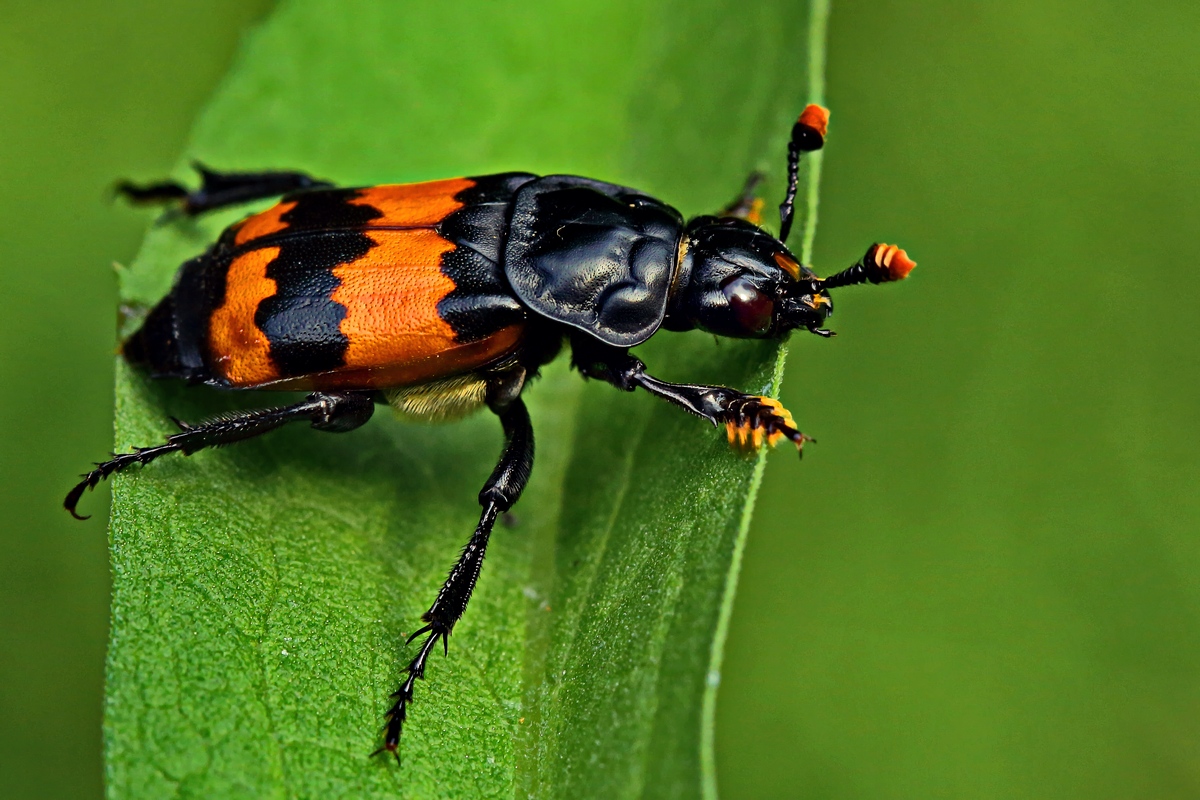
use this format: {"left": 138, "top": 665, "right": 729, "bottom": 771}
{"left": 778, "top": 104, "right": 829, "bottom": 244}
{"left": 821, "top": 243, "right": 916, "bottom": 289}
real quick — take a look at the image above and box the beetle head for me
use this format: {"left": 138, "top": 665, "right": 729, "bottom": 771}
{"left": 667, "top": 216, "right": 915, "bottom": 340}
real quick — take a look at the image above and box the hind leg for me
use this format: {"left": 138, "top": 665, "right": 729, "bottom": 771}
{"left": 116, "top": 161, "right": 334, "bottom": 218}
{"left": 64, "top": 391, "right": 374, "bottom": 519}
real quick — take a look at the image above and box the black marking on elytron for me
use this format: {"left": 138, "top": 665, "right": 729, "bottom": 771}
{"left": 124, "top": 228, "right": 242, "bottom": 384}
{"left": 436, "top": 173, "right": 535, "bottom": 343}
{"left": 277, "top": 186, "right": 385, "bottom": 231}
{"left": 253, "top": 189, "right": 383, "bottom": 376}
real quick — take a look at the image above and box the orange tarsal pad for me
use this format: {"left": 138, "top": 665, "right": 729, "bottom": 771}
{"left": 724, "top": 396, "right": 804, "bottom": 453}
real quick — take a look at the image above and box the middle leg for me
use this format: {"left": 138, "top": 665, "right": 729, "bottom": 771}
{"left": 376, "top": 396, "right": 535, "bottom": 760}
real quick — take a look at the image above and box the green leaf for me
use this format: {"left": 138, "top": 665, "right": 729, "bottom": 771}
{"left": 104, "top": 1, "right": 825, "bottom": 797}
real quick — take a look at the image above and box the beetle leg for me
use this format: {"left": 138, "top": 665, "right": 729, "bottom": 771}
{"left": 574, "top": 344, "right": 811, "bottom": 456}
{"left": 635, "top": 371, "right": 812, "bottom": 455}
{"left": 376, "top": 397, "right": 534, "bottom": 763}
{"left": 116, "top": 161, "right": 333, "bottom": 219}
{"left": 716, "top": 171, "right": 767, "bottom": 226}
{"left": 63, "top": 391, "right": 374, "bottom": 519}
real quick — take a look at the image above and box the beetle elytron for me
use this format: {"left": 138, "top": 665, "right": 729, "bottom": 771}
{"left": 66, "top": 105, "right": 914, "bottom": 759}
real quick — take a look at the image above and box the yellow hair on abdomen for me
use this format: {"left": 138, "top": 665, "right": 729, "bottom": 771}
{"left": 384, "top": 373, "right": 489, "bottom": 423}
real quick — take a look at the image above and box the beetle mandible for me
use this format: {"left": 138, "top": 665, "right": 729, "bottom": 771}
{"left": 66, "top": 104, "right": 914, "bottom": 760}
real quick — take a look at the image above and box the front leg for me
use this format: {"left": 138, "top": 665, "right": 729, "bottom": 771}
{"left": 716, "top": 171, "right": 767, "bottom": 225}
{"left": 572, "top": 342, "right": 812, "bottom": 456}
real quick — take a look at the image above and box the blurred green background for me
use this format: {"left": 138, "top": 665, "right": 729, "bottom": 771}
{"left": 1, "top": 1, "right": 1196, "bottom": 799}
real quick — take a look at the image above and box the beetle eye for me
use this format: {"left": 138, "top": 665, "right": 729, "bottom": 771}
{"left": 722, "top": 276, "right": 774, "bottom": 335}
